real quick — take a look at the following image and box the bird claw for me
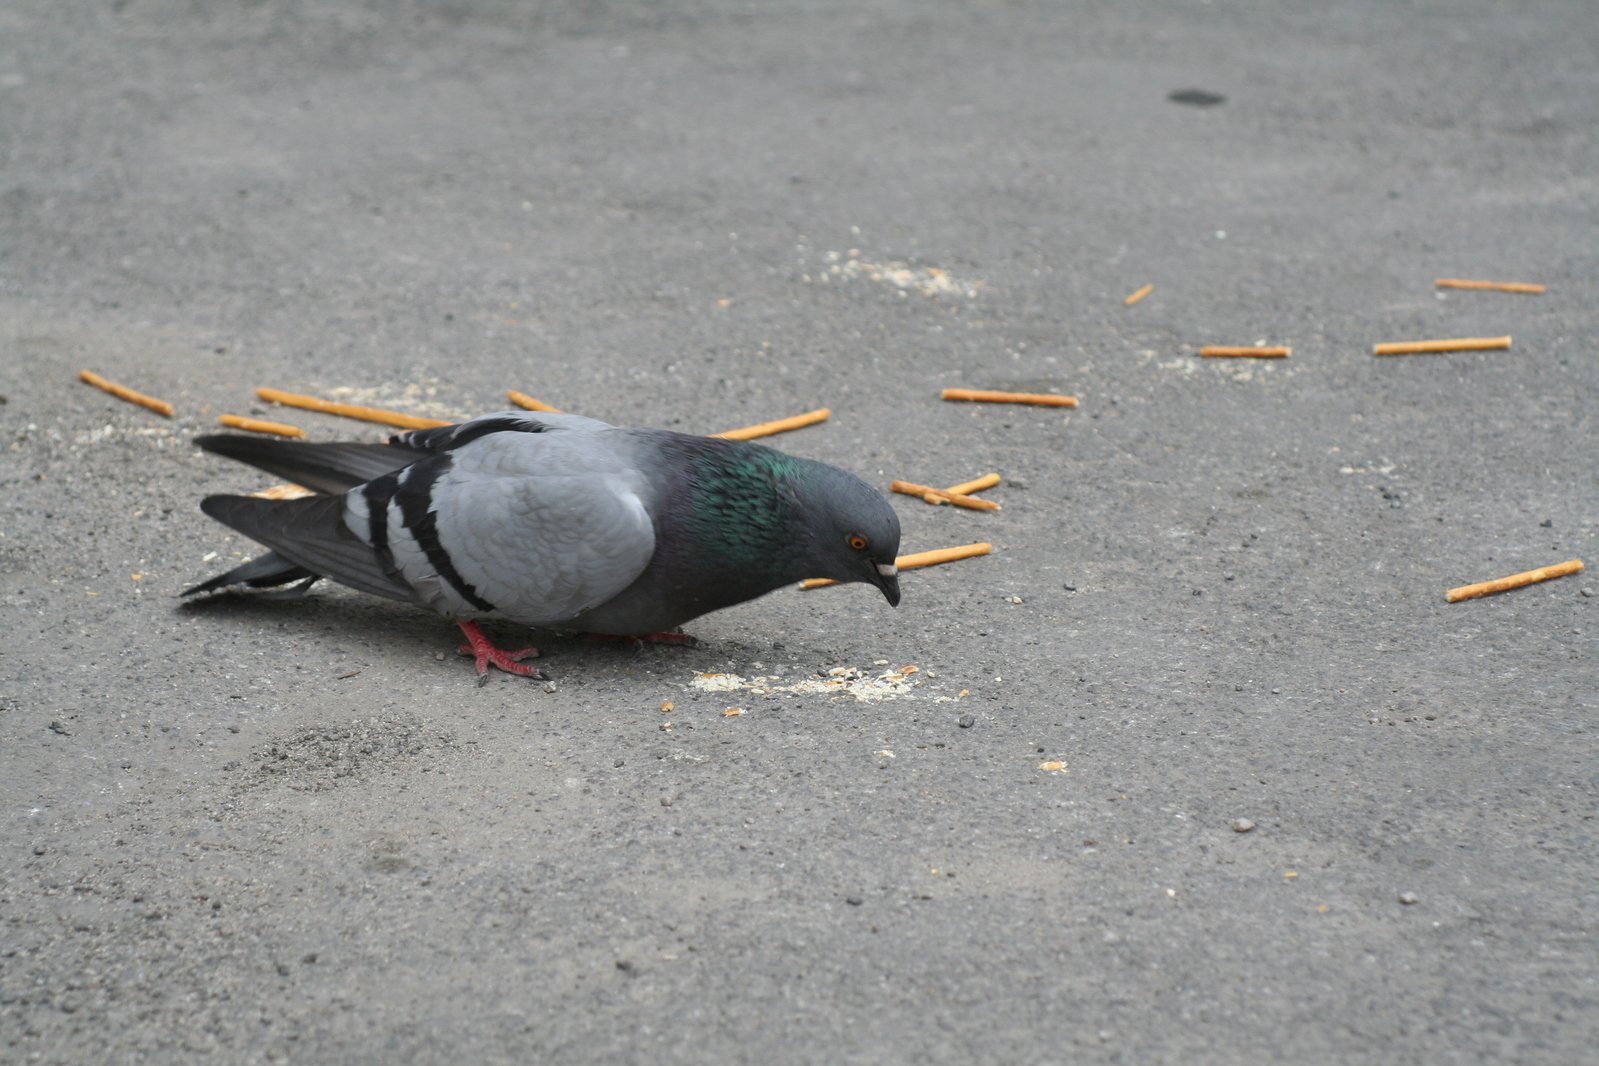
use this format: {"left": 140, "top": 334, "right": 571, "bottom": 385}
{"left": 584, "top": 630, "right": 698, "bottom": 649}
{"left": 454, "top": 620, "right": 546, "bottom": 682}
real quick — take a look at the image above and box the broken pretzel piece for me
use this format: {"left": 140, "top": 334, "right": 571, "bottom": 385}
{"left": 890, "top": 480, "right": 1000, "bottom": 511}
{"left": 942, "top": 388, "right": 1077, "bottom": 408}
{"left": 256, "top": 387, "right": 450, "bottom": 430}
{"left": 1434, "top": 279, "right": 1544, "bottom": 294}
{"left": 508, "top": 389, "right": 562, "bottom": 413}
{"left": 801, "top": 542, "right": 992, "bottom": 590}
{"left": 1201, "top": 346, "right": 1290, "bottom": 358}
{"left": 219, "top": 414, "right": 305, "bottom": 438}
{"left": 79, "top": 369, "right": 174, "bottom": 418}
{"left": 1446, "top": 559, "right": 1583, "bottom": 602}
{"left": 1374, "top": 336, "right": 1511, "bottom": 356}
{"left": 712, "top": 408, "right": 831, "bottom": 441}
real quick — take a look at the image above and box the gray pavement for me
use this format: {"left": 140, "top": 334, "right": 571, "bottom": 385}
{"left": 3, "top": 1, "right": 1596, "bottom": 1062}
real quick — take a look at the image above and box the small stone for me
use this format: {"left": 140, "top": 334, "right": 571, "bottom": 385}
{"left": 615, "top": 959, "right": 634, "bottom": 972}
{"left": 1581, "top": 587, "right": 1593, "bottom": 598}
{"left": 48, "top": 720, "right": 70, "bottom": 736}
{"left": 32, "top": 844, "right": 45, "bottom": 855}
{"left": 1231, "top": 818, "right": 1255, "bottom": 833}
{"left": 958, "top": 714, "right": 975, "bottom": 729}
{"left": 1398, "top": 891, "right": 1420, "bottom": 905}
{"left": 845, "top": 895, "right": 863, "bottom": 906}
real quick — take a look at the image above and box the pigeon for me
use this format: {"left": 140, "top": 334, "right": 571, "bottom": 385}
{"left": 184, "top": 411, "right": 902, "bottom": 679}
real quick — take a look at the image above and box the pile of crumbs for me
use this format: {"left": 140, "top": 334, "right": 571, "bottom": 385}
{"left": 692, "top": 664, "right": 922, "bottom": 703}
{"left": 71, "top": 424, "right": 179, "bottom": 447}
{"left": 804, "top": 251, "right": 983, "bottom": 299}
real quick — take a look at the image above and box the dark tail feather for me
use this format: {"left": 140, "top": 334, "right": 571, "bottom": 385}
{"left": 182, "top": 550, "right": 317, "bottom": 596}
{"left": 193, "top": 494, "right": 414, "bottom": 603}
{"left": 194, "top": 435, "right": 424, "bottom": 494}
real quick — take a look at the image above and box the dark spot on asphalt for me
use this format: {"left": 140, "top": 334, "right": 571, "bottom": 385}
{"left": 1168, "top": 88, "right": 1226, "bottom": 106}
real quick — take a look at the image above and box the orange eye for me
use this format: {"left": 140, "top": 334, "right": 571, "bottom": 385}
{"left": 847, "top": 533, "right": 869, "bottom": 551}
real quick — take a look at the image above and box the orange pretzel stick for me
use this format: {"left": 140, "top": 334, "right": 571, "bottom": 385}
{"left": 1445, "top": 559, "right": 1583, "bottom": 603}
{"left": 942, "top": 388, "right": 1078, "bottom": 408}
{"left": 1201, "top": 345, "right": 1291, "bottom": 358}
{"left": 1374, "top": 336, "right": 1511, "bottom": 356}
{"left": 79, "top": 370, "right": 174, "bottom": 417}
{"left": 1435, "top": 279, "right": 1545, "bottom": 294}
{"left": 507, "top": 389, "right": 563, "bottom": 413}
{"left": 890, "top": 480, "right": 1000, "bottom": 511}
{"left": 256, "top": 387, "right": 450, "bottom": 430}
{"left": 945, "top": 473, "right": 1002, "bottom": 496}
{"left": 250, "top": 483, "right": 314, "bottom": 500}
{"left": 1123, "top": 283, "right": 1154, "bottom": 306}
{"left": 218, "top": 414, "right": 305, "bottom": 438}
{"left": 711, "top": 408, "right": 831, "bottom": 441}
{"left": 801, "top": 542, "right": 993, "bottom": 590}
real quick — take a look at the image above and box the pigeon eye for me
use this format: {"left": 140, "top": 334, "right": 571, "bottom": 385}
{"left": 847, "top": 533, "right": 869, "bottom": 551}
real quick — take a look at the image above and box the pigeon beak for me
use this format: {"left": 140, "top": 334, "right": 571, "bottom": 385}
{"left": 872, "top": 560, "right": 901, "bottom": 607}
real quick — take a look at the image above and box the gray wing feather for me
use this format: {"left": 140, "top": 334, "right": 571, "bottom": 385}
{"left": 199, "top": 494, "right": 414, "bottom": 603}
{"left": 195, "top": 435, "right": 423, "bottom": 494}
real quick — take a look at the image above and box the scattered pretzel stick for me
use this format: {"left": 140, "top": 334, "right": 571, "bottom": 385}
{"left": 507, "top": 389, "right": 562, "bottom": 413}
{"left": 942, "top": 388, "right": 1078, "bottom": 408}
{"left": 256, "top": 387, "right": 450, "bottom": 430}
{"left": 712, "top": 408, "right": 831, "bottom": 441}
{"left": 218, "top": 414, "right": 305, "bottom": 438}
{"left": 944, "top": 473, "right": 1002, "bottom": 496}
{"left": 1446, "top": 559, "right": 1583, "bottom": 603}
{"left": 801, "top": 542, "right": 992, "bottom": 589}
{"left": 79, "top": 370, "right": 174, "bottom": 417}
{"left": 1435, "top": 279, "right": 1545, "bottom": 294}
{"left": 250, "top": 483, "right": 314, "bottom": 500}
{"left": 1201, "top": 346, "right": 1291, "bottom": 358}
{"left": 1374, "top": 336, "right": 1511, "bottom": 356}
{"left": 1123, "top": 283, "right": 1154, "bottom": 306}
{"left": 891, "top": 480, "right": 1000, "bottom": 511}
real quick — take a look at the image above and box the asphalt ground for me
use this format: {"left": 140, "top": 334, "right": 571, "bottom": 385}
{"left": 3, "top": 2, "right": 1596, "bottom": 1062}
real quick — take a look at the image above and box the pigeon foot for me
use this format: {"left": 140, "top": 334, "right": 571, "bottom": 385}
{"left": 585, "top": 630, "right": 698, "bottom": 649}
{"left": 455, "top": 620, "right": 545, "bottom": 680}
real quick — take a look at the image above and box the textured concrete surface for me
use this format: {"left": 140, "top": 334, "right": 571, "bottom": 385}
{"left": 3, "top": 2, "right": 1595, "bottom": 1062}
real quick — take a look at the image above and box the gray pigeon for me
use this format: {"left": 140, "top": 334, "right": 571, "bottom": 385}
{"left": 184, "top": 411, "right": 902, "bottom": 679}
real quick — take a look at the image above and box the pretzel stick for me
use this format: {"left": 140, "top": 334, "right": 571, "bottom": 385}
{"left": 905, "top": 473, "right": 1003, "bottom": 506}
{"left": 250, "top": 483, "right": 314, "bottom": 500}
{"left": 1435, "top": 279, "right": 1545, "bottom": 294}
{"left": 942, "top": 388, "right": 1078, "bottom": 408}
{"left": 219, "top": 414, "right": 305, "bottom": 438}
{"left": 890, "top": 480, "right": 1000, "bottom": 511}
{"left": 507, "top": 389, "right": 562, "bottom": 413}
{"left": 1374, "top": 336, "right": 1511, "bottom": 356}
{"left": 79, "top": 370, "right": 174, "bottom": 417}
{"left": 945, "top": 473, "right": 1001, "bottom": 496}
{"left": 1201, "top": 346, "right": 1291, "bottom": 358}
{"left": 1446, "top": 559, "right": 1583, "bottom": 602}
{"left": 712, "top": 408, "right": 831, "bottom": 441}
{"left": 256, "top": 387, "right": 450, "bottom": 430}
{"left": 1123, "top": 283, "right": 1154, "bottom": 306}
{"left": 801, "top": 542, "right": 993, "bottom": 589}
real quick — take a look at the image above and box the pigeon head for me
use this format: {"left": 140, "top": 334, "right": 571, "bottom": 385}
{"left": 787, "top": 459, "right": 902, "bottom": 606}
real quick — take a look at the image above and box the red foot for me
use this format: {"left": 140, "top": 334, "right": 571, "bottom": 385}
{"left": 455, "top": 620, "right": 545, "bottom": 681}
{"left": 584, "top": 630, "right": 698, "bottom": 649}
